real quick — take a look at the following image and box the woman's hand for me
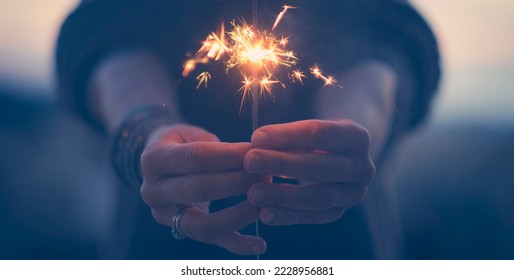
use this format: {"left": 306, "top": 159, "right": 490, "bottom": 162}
{"left": 140, "top": 124, "right": 267, "bottom": 255}
{"left": 244, "top": 119, "right": 375, "bottom": 226}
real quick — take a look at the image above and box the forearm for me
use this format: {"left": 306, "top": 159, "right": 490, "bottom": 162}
{"left": 314, "top": 60, "right": 398, "bottom": 159}
{"left": 88, "top": 50, "right": 182, "bottom": 132}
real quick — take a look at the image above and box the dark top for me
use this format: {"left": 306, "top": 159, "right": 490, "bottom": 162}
{"left": 56, "top": 0, "right": 440, "bottom": 259}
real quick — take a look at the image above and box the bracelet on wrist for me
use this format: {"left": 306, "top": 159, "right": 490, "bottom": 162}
{"left": 109, "top": 105, "right": 174, "bottom": 190}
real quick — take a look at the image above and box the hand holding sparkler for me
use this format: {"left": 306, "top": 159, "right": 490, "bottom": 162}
{"left": 244, "top": 120, "right": 375, "bottom": 226}
{"left": 180, "top": 2, "right": 345, "bottom": 254}
{"left": 140, "top": 124, "right": 267, "bottom": 255}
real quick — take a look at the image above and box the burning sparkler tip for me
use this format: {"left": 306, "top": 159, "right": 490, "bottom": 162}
{"left": 184, "top": 4, "right": 342, "bottom": 104}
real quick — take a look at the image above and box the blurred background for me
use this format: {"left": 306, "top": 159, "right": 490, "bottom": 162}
{"left": 0, "top": 0, "right": 513, "bottom": 259}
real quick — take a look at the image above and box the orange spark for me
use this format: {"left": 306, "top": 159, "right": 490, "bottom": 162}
{"left": 272, "top": 5, "right": 298, "bottom": 31}
{"left": 324, "top": 75, "right": 337, "bottom": 87}
{"left": 240, "top": 75, "right": 255, "bottom": 101}
{"left": 196, "top": 71, "right": 211, "bottom": 89}
{"left": 182, "top": 61, "right": 195, "bottom": 77}
{"left": 310, "top": 64, "right": 339, "bottom": 87}
{"left": 259, "top": 76, "right": 279, "bottom": 96}
{"left": 182, "top": 22, "right": 227, "bottom": 79}
{"left": 291, "top": 69, "right": 306, "bottom": 84}
{"left": 279, "top": 36, "right": 289, "bottom": 47}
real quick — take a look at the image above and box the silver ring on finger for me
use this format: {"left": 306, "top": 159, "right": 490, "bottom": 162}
{"left": 172, "top": 208, "right": 188, "bottom": 240}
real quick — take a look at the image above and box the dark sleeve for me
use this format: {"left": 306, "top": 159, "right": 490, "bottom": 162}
{"left": 55, "top": 0, "right": 182, "bottom": 127}
{"left": 360, "top": 0, "right": 441, "bottom": 133}
{"left": 308, "top": 0, "right": 441, "bottom": 133}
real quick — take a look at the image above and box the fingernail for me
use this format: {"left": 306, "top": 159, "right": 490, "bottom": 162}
{"left": 263, "top": 210, "right": 274, "bottom": 223}
{"left": 252, "top": 131, "right": 269, "bottom": 148}
{"left": 246, "top": 153, "right": 263, "bottom": 173}
{"left": 251, "top": 188, "right": 264, "bottom": 204}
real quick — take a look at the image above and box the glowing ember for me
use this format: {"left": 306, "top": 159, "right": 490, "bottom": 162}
{"left": 196, "top": 71, "right": 211, "bottom": 89}
{"left": 291, "top": 69, "right": 306, "bottom": 84}
{"left": 259, "top": 76, "right": 280, "bottom": 95}
{"left": 182, "top": 4, "right": 341, "bottom": 103}
{"left": 310, "top": 64, "right": 338, "bottom": 87}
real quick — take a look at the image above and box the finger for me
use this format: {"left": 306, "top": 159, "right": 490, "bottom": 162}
{"left": 245, "top": 149, "right": 375, "bottom": 183}
{"left": 149, "top": 125, "right": 220, "bottom": 146}
{"left": 215, "top": 232, "right": 267, "bottom": 255}
{"left": 150, "top": 142, "right": 252, "bottom": 175}
{"left": 150, "top": 206, "right": 265, "bottom": 255}
{"left": 180, "top": 201, "right": 260, "bottom": 243}
{"left": 258, "top": 206, "right": 347, "bottom": 226}
{"left": 247, "top": 183, "right": 368, "bottom": 211}
{"left": 252, "top": 119, "right": 370, "bottom": 154}
{"left": 142, "top": 171, "right": 261, "bottom": 206}
{"left": 151, "top": 205, "right": 185, "bottom": 227}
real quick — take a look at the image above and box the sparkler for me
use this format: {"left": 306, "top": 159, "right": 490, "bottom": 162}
{"left": 182, "top": 1, "right": 341, "bottom": 258}
{"left": 182, "top": 3, "right": 340, "bottom": 113}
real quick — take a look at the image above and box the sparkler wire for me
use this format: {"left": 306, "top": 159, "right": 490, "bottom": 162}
{"left": 252, "top": 0, "right": 261, "bottom": 261}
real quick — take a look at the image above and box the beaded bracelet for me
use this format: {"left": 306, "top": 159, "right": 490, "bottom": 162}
{"left": 109, "top": 105, "right": 173, "bottom": 190}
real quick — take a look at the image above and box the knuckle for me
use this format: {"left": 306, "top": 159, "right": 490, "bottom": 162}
{"left": 184, "top": 143, "right": 203, "bottom": 169}
{"left": 140, "top": 145, "right": 158, "bottom": 176}
{"left": 182, "top": 179, "right": 208, "bottom": 202}
{"left": 140, "top": 183, "right": 155, "bottom": 206}
{"left": 310, "top": 121, "right": 333, "bottom": 146}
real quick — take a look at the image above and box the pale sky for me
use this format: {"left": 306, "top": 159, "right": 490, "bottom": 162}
{"left": 412, "top": 0, "right": 514, "bottom": 68}
{"left": 411, "top": 0, "right": 514, "bottom": 124}
{"left": 0, "top": 0, "right": 78, "bottom": 90}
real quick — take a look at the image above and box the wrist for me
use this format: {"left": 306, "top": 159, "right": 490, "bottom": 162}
{"left": 109, "top": 105, "right": 178, "bottom": 190}
{"left": 89, "top": 50, "right": 180, "bottom": 132}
